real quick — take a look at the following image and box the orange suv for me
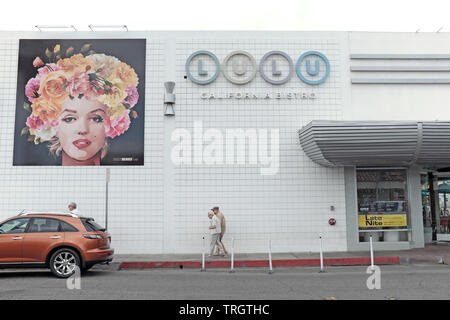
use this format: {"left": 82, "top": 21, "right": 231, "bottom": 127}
{"left": 0, "top": 212, "right": 114, "bottom": 278}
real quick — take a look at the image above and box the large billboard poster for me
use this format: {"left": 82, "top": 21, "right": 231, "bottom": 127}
{"left": 13, "top": 39, "right": 146, "bottom": 166}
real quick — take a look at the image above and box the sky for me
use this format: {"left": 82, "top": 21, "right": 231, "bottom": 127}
{"left": 0, "top": 0, "right": 448, "bottom": 32}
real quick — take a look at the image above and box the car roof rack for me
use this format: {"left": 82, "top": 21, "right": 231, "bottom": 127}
{"left": 17, "top": 212, "right": 79, "bottom": 218}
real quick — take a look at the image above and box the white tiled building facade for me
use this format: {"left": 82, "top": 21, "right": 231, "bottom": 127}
{"left": 2, "top": 30, "right": 450, "bottom": 254}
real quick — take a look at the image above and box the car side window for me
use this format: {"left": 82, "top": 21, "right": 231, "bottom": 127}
{"left": 59, "top": 221, "right": 78, "bottom": 232}
{"left": 0, "top": 218, "right": 30, "bottom": 234}
{"left": 27, "top": 218, "right": 60, "bottom": 233}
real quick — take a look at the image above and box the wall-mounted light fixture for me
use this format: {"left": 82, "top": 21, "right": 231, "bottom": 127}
{"left": 164, "top": 81, "right": 176, "bottom": 116}
{"left": 88, "top": 25, "right": 128, "bottom": 32}
{"left": 35, "top": 25, "right": 77, "bottom": 32}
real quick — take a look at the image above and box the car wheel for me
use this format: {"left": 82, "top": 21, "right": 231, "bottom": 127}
{"left": 49, "top": 248, "right": 80, "bottom": 278}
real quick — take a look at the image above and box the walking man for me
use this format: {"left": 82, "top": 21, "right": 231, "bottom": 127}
{"left": 212, "top": 206, "right": 227, "bottom": 255}
{"left": 208, "top": 211, "right": 224, "bottom": 257}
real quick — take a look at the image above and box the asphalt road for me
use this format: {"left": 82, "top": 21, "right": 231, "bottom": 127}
{"left": 0, "top": 264, "right": 449, "bottom": 300}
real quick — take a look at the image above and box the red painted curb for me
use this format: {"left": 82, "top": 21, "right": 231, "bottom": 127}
{"left": 119, "top": 256, "right": 400, "bottom": 269}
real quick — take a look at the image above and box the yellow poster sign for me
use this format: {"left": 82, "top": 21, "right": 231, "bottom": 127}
{"left": 358, "top": 214, "right": 407, "bottom": 229}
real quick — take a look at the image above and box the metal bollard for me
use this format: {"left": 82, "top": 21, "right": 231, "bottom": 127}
{"left": 319, "top": 235, "right": 325, "bottom": 273}
{"left": 369, "top": 235, "right": 375, "bottom": 271}
{"left": 201, "top": 236, "right": 206, "bottom": 272}
{"left": 268, "top": 239, "right": 273, "bottom": 274}
{"left": 229, "top": 237, "right": 235, "bottom": 273}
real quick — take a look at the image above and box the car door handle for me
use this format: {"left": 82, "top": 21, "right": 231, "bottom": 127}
{"left": 12, "top": 236, "right": 23, "bottom": 240}
{"left": 50, "top": 235, "right": 61, "bottom": 239}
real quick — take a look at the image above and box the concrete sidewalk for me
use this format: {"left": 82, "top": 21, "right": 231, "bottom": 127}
{"left": 393, "top": 242, "right": 450, "bottom": 264}
{"left": 115, "top": 242, "right": 450, "bottom": 270}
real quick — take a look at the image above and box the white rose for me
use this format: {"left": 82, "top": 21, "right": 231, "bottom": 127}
{"left": 87, "top": 54, "right": 120, "bottom": 79}
{"left": 35, "top": 125, "right": 58, "bottom": 142}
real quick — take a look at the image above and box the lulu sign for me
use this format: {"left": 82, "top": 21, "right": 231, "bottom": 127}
{"left": 185, "top": 50, "right": 330, "bottom": 86}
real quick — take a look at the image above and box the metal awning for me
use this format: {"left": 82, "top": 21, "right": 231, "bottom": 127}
{"left": 298, "top": 121, "right": 450, "bottom": 168}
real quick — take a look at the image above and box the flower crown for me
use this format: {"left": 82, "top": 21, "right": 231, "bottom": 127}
{"left": 22, "top": 43, "right": 139, "bottom": 144}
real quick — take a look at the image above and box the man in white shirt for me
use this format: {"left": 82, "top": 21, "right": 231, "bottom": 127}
{"left": 208, "top": 211, "right": 224, "bottom": 257}
{"left": 212, "top": 206, "right": 227, "bottom": 255}
{"left": 68, "top": 202, "right": 79, "bottom": 215}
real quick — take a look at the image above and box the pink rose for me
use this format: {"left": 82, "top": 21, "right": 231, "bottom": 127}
{"left": 66, "top": 71, "right": 98, "bottom": 99}
{"left": 123, "top": 86, "right": 139, "bottom": 107}
{"left": 105, "top": 110, "right": 131, "bottom": 139}
{"left": 37, "top": 63, "right": 60, "bottom": 78}
{"left": 25, "top": 77, "right": 41, "bottom": 103}
{"left": 33, "top": 57, "right": 44, "bottom": 68}
{"left": 26, "top": 114, "right": 45, "bottom": 131}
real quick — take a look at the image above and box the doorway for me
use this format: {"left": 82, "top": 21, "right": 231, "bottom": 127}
{"left": 421, "top": 173, "right": 450, "bottom": 242}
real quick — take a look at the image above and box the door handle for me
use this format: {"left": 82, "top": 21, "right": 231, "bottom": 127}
{"left": 50, "top": 235, "right": 61, "bottom": 239}
{"left": 12, "top": 236, "right": 23, "bottom": 240}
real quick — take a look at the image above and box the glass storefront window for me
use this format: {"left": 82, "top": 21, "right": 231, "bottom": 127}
{"left": 437, "top": 180, "right": 450, "bottom": 236}
{"left": 420, "top": 174, "right": 450, "bottom": 242}
{"left": 357, "top": 169, "right": 409, "bottom": 242}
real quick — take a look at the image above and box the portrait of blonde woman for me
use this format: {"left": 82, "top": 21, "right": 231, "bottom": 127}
{"left": 13, "top": 39, "right": 146, "bottom": 166}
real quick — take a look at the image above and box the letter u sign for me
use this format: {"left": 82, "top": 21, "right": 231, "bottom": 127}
{"left": 296, "top": 51, "right": 330, "bottom": 85}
